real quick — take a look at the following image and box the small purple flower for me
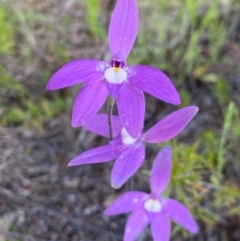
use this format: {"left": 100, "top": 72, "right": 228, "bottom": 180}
{"left": 104, "top": 147, "right": 198, "bottom": 241}
{"left": 68, "top": 106, "right": 198, "bottom": 188}
{"left": 46, "top": 0, "right": 180, "bottom": 138}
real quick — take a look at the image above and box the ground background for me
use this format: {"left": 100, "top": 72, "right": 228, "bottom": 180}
{"left": 0, "top": 0, "right": 240, "bottom": 240}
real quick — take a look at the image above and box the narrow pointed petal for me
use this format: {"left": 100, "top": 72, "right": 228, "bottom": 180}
{"left": 104, "top": 191, "right": 149, "bottom": 216}
{"left": 111, "top": 143, "right": 145, "bottom": 189}
{"left": 151, "top": 213, "right": 171, "bottom": 241}
{"left": 124, "top": 208, "right": 149, "bottom": 241}
{"left": 71, "top": 80, "right": 108, "bottom": 127}
{"left": 143, "top": 106, "right": 199, "bottom": 143}
{"left": 129, "top": 65, "right": 181, "bottom": 105}
{"left": 163, "top": 198, "right": 198, "bottom": 234}
{"left": 109, "top": 0, "right": 138, "bottom": 58}
{"left": 150, "top": 147, "right": 172, "bottom": 195}
{"left": 68, "top": 144, "right": 121, "bottom": 166}
{"left": 46, "top": 59, "right": 102, "bottom": 90}
{"left": 83, "top": 114, "right": 122, "bottom": 138}
{"left": 117, "top": 83, "right": 145, "bottom": 138}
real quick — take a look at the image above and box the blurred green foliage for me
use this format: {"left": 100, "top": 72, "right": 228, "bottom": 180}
{"left": 129, "top": 0, "right": 240, "bottom": 80}
{"left": 2, "top": 96, "right": 71, "bottom": 130}
{"left": 0, "top": 65, "right": 27, "bottom": 98}
{"left": 0, "top": 4, "right": 15, "bottom": 55}
{"left": 0, "top": 1, "right": 73, "bottom": 130}
{"left": 85, "top": 0, "right": 106, "bottom": 38}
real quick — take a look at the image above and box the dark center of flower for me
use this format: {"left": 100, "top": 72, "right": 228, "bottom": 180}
{"left": 111, "top": 59, "right": 124, "bottom": 72}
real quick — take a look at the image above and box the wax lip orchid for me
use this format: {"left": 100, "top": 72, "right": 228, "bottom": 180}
{"left": 68, "top": 106, "right": 198, "bottom": 189}
{"left": 104, "top": 147, "right": 198, "bottom": 241}
{"left": 46, "top": 0, "right": 180, "bottom": 138}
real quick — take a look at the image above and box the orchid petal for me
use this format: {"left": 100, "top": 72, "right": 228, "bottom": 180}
{"left": 68, "top": 144, "right": 121, "bottom": 166}
{"left": 124, "top": 208, "right": 149, "bottom": 241}
{"left": 163, "top": 198, "right": 198, "bottom": 234}
{"left": 104, "top": 191, "right": 149, "bottom": 216}
{"left": 109, "top": 135, "right": 123, "bottom": 146}
{"left": 143, "top": 106, "right": 199, "bottom": 143}
{"left": 117, "top": 83, "right": 145, "bottom": 138}
{"left": 83, "top": 114, "right": 122, "bottom": 138}
{"left": 109, "top": 0, "right": 138, "bottom": 58}
{"left": 151, "top": 213, "right": 171, "bottom": 241}
{"left": 111, "top": 143, "right": 145, "bottom": 189}
{"left": 150, "top": 147, "right": 172, "bottom": 195}
{"left": 129, "top": 65, "right": 181, "bottom": 105}
{"left": 71, "top": 80, "right": 108, "bottom": 127}
{"left": 46, "top": 59, "right": 102, "bottom": 90}
{"left": 106, "top": 82, "right": 124, "bottom": 99}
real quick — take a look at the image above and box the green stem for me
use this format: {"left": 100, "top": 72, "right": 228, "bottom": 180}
{"left": 217, "top": 102, "right": 235, "bottom": 178}
{"left": 107, "top": 96, "right": 115, "bottom": 140}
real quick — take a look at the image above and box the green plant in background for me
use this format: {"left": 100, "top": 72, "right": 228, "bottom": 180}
{"left": 0, "top": 65, "right": 27, "bottom": 99}
{"left": 0, "top": 1, "right": 75, "bottom": 130}
{"left": 1, "top": 94, "right": 72, "bottom": 130}
{"left": 85, "top": 0, "right": 106, "bottom": 39}
{"left": 0, "top": 4, "right": 15, "bottom": 55}
{"left": 0, "top": 64, "right": 72, "bottom": 130}
{"left": 158, "top": 102, "right": 239, "bottom": 234}
{"left": 213, "top": 78, "right": 232, "bottom": 106}
{"left": 217, "top": 102, "right": 237, "bottom": 178}
{"left": 129, "top": 0, "right": 240, "bottom": 81}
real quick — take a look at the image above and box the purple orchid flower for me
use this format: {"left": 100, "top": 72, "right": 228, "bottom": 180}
{"left": 46, "top": 0, "right": 180, "bottom": 138}
{"left": 104, "top": 147, "right": 198, "bottom": 241}
{"left": 68, "top": 106, "right": 198, "bottom": 189}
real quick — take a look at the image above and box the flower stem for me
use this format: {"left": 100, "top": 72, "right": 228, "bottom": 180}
{"left": 107, "top": 96, "right": 115, "bottom": 140}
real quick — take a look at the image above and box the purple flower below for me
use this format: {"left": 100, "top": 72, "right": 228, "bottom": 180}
{"left": 68, "top": 106, "right": 198, "bottom": 189}
{"left": 104, "top": 147, "right": 198, "bottom": 241}
{"left": 46, "top": 0, "right": 180, "bottom": 138}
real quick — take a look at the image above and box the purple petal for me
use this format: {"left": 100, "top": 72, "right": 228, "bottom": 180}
{"left": 151, "top": 213, "right": 171, "bottom": 241}
{"left": 109, "top": 135, "right": 123, "bottom": 146}
{"left": 111, "top": 143, "right": 145, "bottom": 189}
{"left": 124, "top": 208, "right": 149, "bottom": 241}
{"left": 104, "top": 191, "right": 149, "bottom": 216}
{"left": 83, "top": 114, "right": 122, "bottom": 138}
{"left": 68, "top": 144, "right": 121, "bottom": 166}
{"left": 107, "top": 82, "right": 124, "bottom": 99}
{"left": 109, "top": 0, "right": 138, "bottom": 58}
{"left": 163, "top": 198, "right": 198, "bottom": 234}
{"left": 117, "top": 83, "right": 145, "bottom": 138}
{"left": 143, "top": 106, "right": 199, "bottom": 143}
{"left": 150, "top": 147, "right": 172, "bottom": 195}
{"left": 129, "top": 65, "right": 181, "bottom": 105}
{"left": 71, "top": 80, "right": 108, "bottom": 127}
{"left": 46, "top": 59, "right": 102, "bottom": 90}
